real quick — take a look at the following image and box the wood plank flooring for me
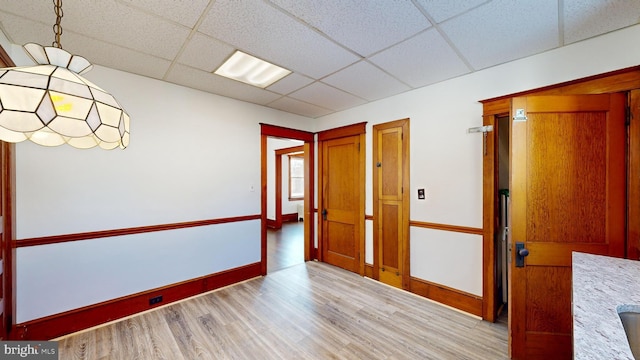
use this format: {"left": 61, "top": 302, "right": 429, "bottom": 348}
{"left": 267, "top": 222, "right": 304, "bottom": 273}
{"left": 57, "top": 262, "right": 508, "bottom": 359}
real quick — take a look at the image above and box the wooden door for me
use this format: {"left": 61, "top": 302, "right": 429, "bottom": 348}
{"left": 321, "top": 135, "right": 363, "bottom": 273}
{"left": 509, "top": 94, "right": 626, "bottom": 359}
{"left": 373, "top": 119, "right": 409, "bottom": 289}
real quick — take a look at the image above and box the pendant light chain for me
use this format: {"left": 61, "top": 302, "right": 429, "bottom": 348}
{"left": 52, "top": 0, "right": 63, "bottom": 49}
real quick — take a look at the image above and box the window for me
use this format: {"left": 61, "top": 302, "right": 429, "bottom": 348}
{"left": 289, "top": 154, "right": 304, "bottom": 200}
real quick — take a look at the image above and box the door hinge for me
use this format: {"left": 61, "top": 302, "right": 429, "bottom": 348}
{"left": 358, "top": 142, "right": 360, "bottom": 151}
{"left": 626, "top": 106, "right": 631, "bottom": 126}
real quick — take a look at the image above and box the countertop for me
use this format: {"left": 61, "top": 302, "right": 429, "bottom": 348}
{"left": 573, "top": 252, "right": 640, "bottom": 359}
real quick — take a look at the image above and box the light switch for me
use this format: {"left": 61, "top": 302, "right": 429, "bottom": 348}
{"left": 418, "top": 189, "right": 425, "bottom": 200}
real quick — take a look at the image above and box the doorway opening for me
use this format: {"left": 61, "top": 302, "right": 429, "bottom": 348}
{"left": 267, "top": 140, "right": 305, "bottom": 273}
{"left": 260, "top": 124, "right": 315, "bottom": 276}
{"left": 495, "top": 115, "right": 509, "bottom": 324}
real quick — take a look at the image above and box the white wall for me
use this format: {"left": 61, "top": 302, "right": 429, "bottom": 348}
{"left": 14, "top": 61, "right": 314, "bottom": 322}
{"left": 314, "top": 24, "right": 640, "bottom": 296}
{"left": 8, "top": 23, "right": 640, "bottom": 321}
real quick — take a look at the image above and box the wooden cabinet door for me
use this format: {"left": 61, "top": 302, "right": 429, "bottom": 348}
{"left": 373, "top": 120, "right": 409, "bottom": 289}
{"left": 509, "top": 94, "right": 626, "bottom": 359}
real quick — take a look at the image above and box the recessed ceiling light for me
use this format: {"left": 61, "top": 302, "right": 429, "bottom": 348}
{"left": 214, "top": 51, "right": 291, "bottom": 88}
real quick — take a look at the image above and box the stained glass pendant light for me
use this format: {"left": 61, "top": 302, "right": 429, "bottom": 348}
{"left": 0, "top": 0, "right": 130, "bottom": 149}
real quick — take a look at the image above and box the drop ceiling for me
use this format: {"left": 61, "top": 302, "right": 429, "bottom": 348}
{"left": 0, "top": 0, "right": 638, "bottom": 118}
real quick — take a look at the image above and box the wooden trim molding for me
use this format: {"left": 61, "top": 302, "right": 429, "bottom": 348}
{"left": 364, "top": 264, "right": 481, "bottom": 316}
{"left": 0, "top": 44, "right": 17, "bottom": 340}
{"left": 317, "top": 122, "right": 366, "bottom": 141}
{"left": 0, "top": 44, "right": 15, "bottom": 68}
{"left": 275, "top": 145, "right": 304, "bottom": 156}
{"left": 364, "top": 263, "right": 373, "bottom": 278}
{"left": 410, "top": 277, "right": 482, "bottom": 317}
{"left": 410, "top": 220, "right": 483, "bottom": 235}
{"left": 629, "top": 89, "right": 640, "bottom": 260}
{"left": 17, "top": 215, "right": 261, "bottom": 248}
{"left": 260, "top": 123, "right": 314, "bottom": 142}
{"left": 480, "top": 66, "right": 640, "bottom": 103}
{"left": 13, "top": 262, "right": 262, "bottom": 340}
{"left": 282, "top": 213, "right": 299, "bottom": 223}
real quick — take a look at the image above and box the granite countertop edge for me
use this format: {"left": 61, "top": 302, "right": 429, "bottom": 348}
{"left": 573, "top": 252, "right": 640, "bottom": 360}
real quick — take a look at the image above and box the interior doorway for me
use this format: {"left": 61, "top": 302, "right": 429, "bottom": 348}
{"left": 266, "top": 140, "right": 305, "bottom": 273}
{"left": 495, "top": 115, "right": 509, "bottom": 321}
{"left": 260, "top": 124, "right": 314, "bottom": 276}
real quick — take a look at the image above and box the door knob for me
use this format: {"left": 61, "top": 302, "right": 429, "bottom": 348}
{"left": 515, "top": 242, "right": 528, "bottom": 268}
{"left": 321, "top": 209, "right": 327, "bottom": 220}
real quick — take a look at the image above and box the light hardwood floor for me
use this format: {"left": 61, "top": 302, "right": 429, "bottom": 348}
{"left": 57, "top": 262, "right": 508, "bottom": 359}
{"left": 267, "top": 222, "right": 304, "bottom": 273}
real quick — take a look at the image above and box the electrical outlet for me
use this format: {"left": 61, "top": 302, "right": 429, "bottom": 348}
{"left": 149, "top": 295, "right": 163, "bottom": 305}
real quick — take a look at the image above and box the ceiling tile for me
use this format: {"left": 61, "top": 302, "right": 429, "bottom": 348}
{"left": 62, "top": 32, "right": 172, "bottom": 79}
{"left": 564, "top": 0, "right": 640, "bottom": 44}
{"left": 441, "top": 0, "right": 559, "bottom": 70}
{"left": 266, "top": 73, "right": 315, "bottom": 95}
{"left": 268, "top": 97, "right": 334, "bottom": 118}
{"left": 166, "top": 64, "right": 282, "bottom": 105}
{"left": 0, "top": 1, "right": 52, "bottom": 25}
{"left": 413, "top": 0, "right": 490, "bottom": 23}
{"left": 289, "top": 82, "right": 367, "bottom": 112}
{"left": 322, "top": 61, "right": 410, "bottom": 101}
{"left": 197, "top": 0, "right": 360, "bottom": 78}
{"left": 0, "top": 10, "right": 53, "bottom": 49}
{"left": 177, "top": 32, "right": 235, "bottom": 72}
{"left": 268, "top": 0, "right": 431, "bottom": 57}
{"left": 0, "top": 11, "right": 171, "bottom": 79}
{"left": 369, "top": 28, "right": 470, "bottom": 88}
{"left": 1, "top": 0, "right": 191, "bottom": 60}
{"left": 119, "top": 0, "right": 210, "bottom": 28}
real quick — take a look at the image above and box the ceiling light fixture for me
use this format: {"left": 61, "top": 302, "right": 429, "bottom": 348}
{"left": 214, "top": 50, "right": 291, "bottom": 88}
{"left": 0, "top": 0, "right": 130, "bottom": 149}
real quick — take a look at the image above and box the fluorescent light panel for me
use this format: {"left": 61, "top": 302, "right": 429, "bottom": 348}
{"left": 214, "top": 51, "right": 291, "bottom": 88}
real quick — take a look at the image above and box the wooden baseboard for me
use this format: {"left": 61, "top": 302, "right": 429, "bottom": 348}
{"left": 282, "top": 212, "right": 299, "bottom": 223}
{"left": 266, "top": 219, "right": 277, "bottom": 229}
{"left": 364, "top": 264, "right": 481, "bottom": 317}
{"left": 410, "top": 277, "right": 482, "bottom": 317}
{"left": 364, "top": 263, "right": 373, "bottom": 278}
{"left": 12, "top": 262, "right": 262, "bottom": 340}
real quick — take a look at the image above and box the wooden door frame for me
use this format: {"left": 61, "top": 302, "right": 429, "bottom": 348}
{"left": 480, "top": 66, "right": 640, "bottom": 323}
{"left": 260, "top": 124, "right": 315, "bottom": 275}
{"left": 372, "top": 118, "right": 410, "bottom": 289}
{"left": 317, "top": 122, "right": 366, "bottom": 275}
{"left": 0, "top": 45, "right": 16, "bottom": 339}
